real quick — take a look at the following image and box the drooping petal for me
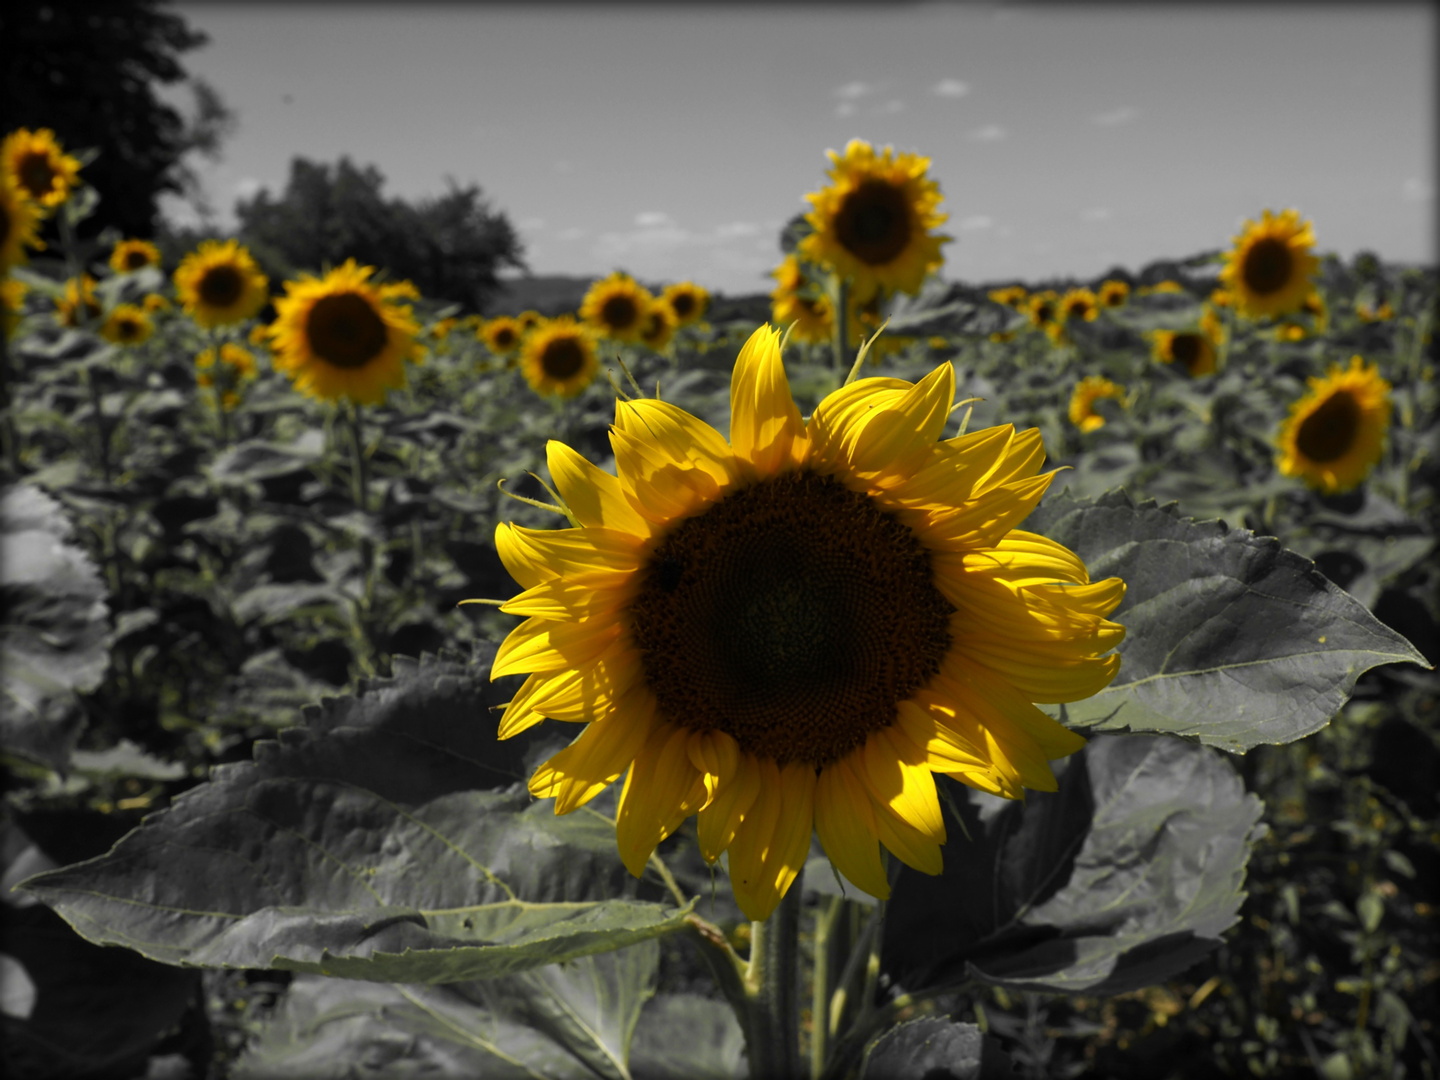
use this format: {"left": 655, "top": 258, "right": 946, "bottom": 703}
{"left": 814, "top": 755, "right": 890, "bottom": 900}
{"left": 528, "top": 688, "right": 659, "bottom": 813}
{"left": 859, "top": 728, "right": 946, "bottom": 843}
{"left": 727, "top": 760, "right": 817, "bottom": 921}
{"left": 615, "top": 722, "right": 709, "bottom": 876}
{"left": 528, "top": 649, "right": 643, "bottom": 723}
{"left": 696, "top": 750, "right": 763, "bottom": 863}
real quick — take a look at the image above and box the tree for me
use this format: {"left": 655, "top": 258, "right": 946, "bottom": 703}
{"left": 0, "top": 0, "right": 233, "bottom": 240}
{"left": 236, "top": 156, "right": 526, "bottom": 310}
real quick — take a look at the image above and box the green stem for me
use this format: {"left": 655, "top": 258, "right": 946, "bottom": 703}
{"left": 84, "top": 364, "right": 113, "bottom": 485}
{"left": 347, "top": 401, "right": 369, "bottom": 514}
{"left": 809, "top": 896, "right": 845, "bottom": 1078}
{"left": 831, "top": 275, "right": 849, "bottom": 373}
{"left": 742, "top": 869, "right": 805, "bottom": 1079}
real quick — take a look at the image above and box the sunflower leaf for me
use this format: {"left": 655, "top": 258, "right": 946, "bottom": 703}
{"left": 859, "top": 1017, "right": 1014, "bottom": 1080}
{"left": 883, "top": 735, "right": 1263, "bottom": 996}
{"left": 20, "top": 649, "right": 693, "bottom": 984}
{"left": 1026, "top": 488, "right": 1429, "bottom": 750}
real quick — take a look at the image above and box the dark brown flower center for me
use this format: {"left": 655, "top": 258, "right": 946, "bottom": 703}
{"left": 1295, "top": 390, "right": 1360, "bottom": 463}
{"left": 198, "top": 265, "right": 245, "bottom": 308}
{"left": 601, "top": 294, "right": 639, "bottom": 331}
{"left": 124, "top": 249, "right": 151, "bottom": 270}
{"left": 540, "top": 336, "right": 585, "bottom": 380}
{"left": 629, "top": 470, "right": 953, "bottom": 767}
{"left": 493, "top": 326, "right": 516, "bottom": 349}
{"left": 17, "top": 152, "right": 56, "bottom": 199}
{"left": 304, "top": 292, "right": 388, "bottom": 368}
{"left": 117, "top": 316, "right": 142, "bottom": 341}
{"left": 1241, "top": 237, "right": 1294, "bottom": 296}
{"left": 1066, "top": 299, "right": 1090, "bottom": 319}
{"left": 1034, "top": 303, "right": 1054, "bottom": 323}
{"left": 670, "top": 292, "right": 696, "bottom": 318}
{"left": 835, "top": 180, "right": 913, "bottom": 266}
{"left": 1170, "top": 333, "right": 1201, "bottom": 370}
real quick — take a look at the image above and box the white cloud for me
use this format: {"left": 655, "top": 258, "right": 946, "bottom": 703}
{"left": 1081, "top": 207, "right": 1112, "bottom": 222}
{"left": 233, "top": 177, "right": 263, "bottom": 200}
{"left": 1402, "top": 177, "right": 1434, "bottom": 202}
{"left": 957, "top": 215, "right": 993, "bottom": 231}
{"left": 833, "top": 81, "right": 876, "bottom": 100}
{"left": 634, "top": 211, "right": 674, "bottom": 228}
{"left": 835, "top": 101, "right": 859, "bottom": 118}
{"left": 931, "top": 78, "right": 970, "bottom": 98}
{"left": 967, "top": 124, "right": 1007, "bottom": 142}
{"left": 1090, "top": 106, "right": 1140, "bottom": 127}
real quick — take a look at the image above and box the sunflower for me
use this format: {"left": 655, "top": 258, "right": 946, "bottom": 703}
{"left": 109, "top": 239, "right": 162, "bottom": 275}
{"left": 1025, "top": 290, "right": 1060, "bottom": 331}
{"left": 55, "top": 275, "right": 101, "bottom": 328}
{"left": 517, "top": 310, "right": 543, "bottom": 333}
{"left": 1209, "top": 288, "right": 1233, "bottom": 309}
{"left": 1276, "top": 357, "right": 1391, "bottom": 494}
{"left": 482, "top": 315, "right": 524, "bottom": 355}
{"left": 143, "top": 293, "right": 171, "bottom": 314}
{"left": 1069, "top": 376, "right": 1126, "bottom": 432}
{"left": 770, "top": 256, "right": 832, "bottom": 345}
{"left": 801, "top": 139, "right": 951, "bottom": 298}
{"left": 661, "top": 281, "right": 709, "bottom": 326}
{"left": 174, "top": 240, "right": 269, "bottom": 328}
{"left": 639, "top": 302, "right": 677, "bottom": 352}
{"left": 1301, "top": 292, "right": 1329, "bottom": 334}
{"left": 2, "top": 278, "right": 27, "bottom": 337}
{"left": 1097, "top": 280, "right": 1130, "bottom": 309}
{"left": 1219, "top": 208, "right": 1319, "bottom": 320}
{"left": 581, "top": 272, "right": 653, "bottom": 342}
{"left": 1150, "top": 327, "right": 1218, "bottom": 377}
{"left": 1060, "top": 288, "right": 1099, "bottom": 324}
{"left": 1, "top": 170, "right": 42, "bottom": 270}
{"left": 1, "top": 128, "right": 81, "bottom": 210}
{"left": 987, "top": 285, "right": 1028, "bottom": 309}
{"left": 197, "top": 344, "right": 259, "bottom": 412}
{"left": 519, "top": 316, "right": 600, "bottom": 399}
{"left": 100, "top": 304, "right": 153, "bottom": 346}
{"left": 1356, "top": 301, "right": 1393, "bottom": 323}
{"left": 268, "top": 259, "right": 422, "bottom": 405}
{"left": 484, "top": 324, "right": 1125, "bottom": 921}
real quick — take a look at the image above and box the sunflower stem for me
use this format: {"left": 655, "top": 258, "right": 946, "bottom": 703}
{"left": 809, "top": 895, "right": 846, "bottom": 1078}
{"left": 831, "top": 274, "right": 849, "bottom": 373}
{"left": 742, "top": 868, "right": 804, "bottom": 1079}
{"left": 347, "top": 401, "right": 369, "bottom": 514}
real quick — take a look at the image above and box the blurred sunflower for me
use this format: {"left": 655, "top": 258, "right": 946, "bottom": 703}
{"left": 1301, "top": 292, "right": 1329, "bottom": 334}
{"left": 142, "top": 293, "right": 171, "bottom": 314}
{"left": 268, "top": 259, "right": 421, "bottom": 405}
{"left": 639, "top": 302, "right": 677, "bottom": 352}
{"left": 770, "top": 256, "right": 832, "bottom": 345}
{"left": 109, "top": 239, "right": 162, "bottom": 275}
{"left": 1097, "top": 280, "right": 1130, "bottom": 309}
{"left": 197, "top": 343, "right": 259, "bottom": 411}
{"left": 1219, "top": 208, "right": 1319, "bottom": 320}
{"left": 661, "top": 281, "right": 709, "bottom": 326}
{"left": 100, "top": 304, "right": 153, "bottom": 346}
{"left": 482, "top": 315, "right": 523, "bottom": 355}
{"left": 1150, "top": 327, "right": 1217, "bottom": 377}
{"left": 1, "top": 128, "right": 81, "bottom": 210}
{"left": 55, "top": 275, "right": 101, "bottom": 328}
{"left": 1060, "top": 288, "right": 1099, "bottom": 323}
{"left": 520, "top": 316, "right": 600, "bottom": 399}
{"left": 1026, "top": 290, "right": 1060, "bottom": 331}
{"left": 1145, "top": 280, "right": 1185, "bottom": 295}
{"left": 517, "top": 310, "right": 543, "bottom": 333}
{"left": 987, "top": 285, "right": 1028, "bottom": 309}
{"left": 174, "top": 240, "right": 269, "bottom": 328}
{"left": 1277, "top": 357, "right": 1391, "bottom": 494}
{"left": 801, "top": 139, "right": 950, "bottom": 298}
{"left": 581, "top": 272, "right": 653, "bottom": 342}
{"left": 1209, "top": 287, "right": 1234, "bottom": 309}
{"left": 1069, "top": 376, "right": 1126, "bottom": 432}
{"left": 1356, "top": 301, "right": 1393, "bottom": 323}
{"left": 485, "top": 324, "right": 1124, "bottom": 920}
{"left": 1, "top": 170, "right": 42, "bottom": 270}
{"left": 2, "top": 278, "right": 27, "bottom": 337}
{"left": 1275, "top": 322, "right": 1308, "bottom": 342}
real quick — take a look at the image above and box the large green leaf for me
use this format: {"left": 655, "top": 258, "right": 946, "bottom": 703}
{"left": 883, "top": 735, "right": 1262, "bottom": 996}
{"left": 235, "top": 942, "right": 656, "bottom": 1080}
{"left": 21, "top": 650, "right": 692, "bottom": 983}
{"left": 628, "top": 994, "right": 746, "bottom": 1080}
{"left": 0, "top": 483, "right": 111, "bottom": 770}
{"left": 1025, "top": 490, "right": 1429, "bottom": 750}
{"left": 859, "top": 1018, "right": 1013, "bottom": 1080}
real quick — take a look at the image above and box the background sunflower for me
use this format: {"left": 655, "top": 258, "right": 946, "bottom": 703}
{"left": 1, "top": 127, "right": 81, "bottom": 210}
{"left": 109, "top": 239, "right": 162, "bottom": 275}
{"left": 1276, "top": 356, "right": 1391, "bottom": 494}
{"left": 1220, "top": 208, "right": 1319, "bottom": 319}
{"left": 580, "top": 272, "right": 653, "bottom": 342}
{"left": 173, "top": 240, "right": 270, "bottom": 328}
{"left": 1069, "top": 375, "right": 1126, "bottom": 431}
{"left": 519, "top": 315, "right": 599, "bottom": 398}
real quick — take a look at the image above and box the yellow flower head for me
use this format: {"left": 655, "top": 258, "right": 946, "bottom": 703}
{"left": 174, "top": 240, "right": 270, "bottom": 328}
{"left": 1059, "top": 288, "right": 1099, "bottom": 324}
{"left": 100, "top": 304, "right": 153, "bottom": 346}
{"left": 1026, "top": 290, "right": 1060, "bottom": 330}
{"left": 1097, "top": 280, "right": 1130, "bottom": 309}
{"left": 1, "top": 128, "right": 81, "bottom": 210}
{"left": 1069, "top": 376, "right": 1126, "bottom": 432}
{"left": 801, "top": 139, "right": 951, "bottom": 297}
{"left": 55, "top": 275, "right": 101, "bottom": 328}
{"left": 661, "top": 281, "right": 710, "bottom": 326}
{"left": 268, "top": 259, "right": 422, "bottom": 405}
{"left": 581, "top": 273, "right": 654, "bottom": 343}
{"left": 483, "top": 324, "right": 1125, "bottom": 920}
{"left": 1301, "top": 291, "right": 1329, "bottom": 334}
{"left": 520, "top": 316, "right": 600, "bottom": 399}
{"left": 2, "top": 278, "right": 28, "bottom": 337}
{"left": 196, "top": 342, "right": 259, "bottom": 380}
{"left": 1356, "top": 300, "right": 1393, "bottom": 324}
{"left": 639, "top": 302, "right": 677, "bottom": 353}
{"left": 143, "top": 293, "right": 171, "bottom": 314}
{"left": 1, "top": 170, "right": 43, "bottom": 270}
{"left": 1150, "top": 327, "right": 1218, "bottom": 377}
{"left": 110, "top": 239, "right": 162, "bottom": 275}
{"left": 987, "top": 285, "right": 1029, "bottom": 309}
{"left": 770, "top": 261, "right": 833, "bottom": 346}
{"left": 1219, "top": 208, "right": 1319, "bottom": 319}
{"left": 1209, "top": 287, "right": 1233, "bottom": 309}
{"left": 482, "top": 315, "right": 523, "bottom": 355}
{"left": 1277, "top": 357, "right": 1391, "bottom": 494}
{"left": 517, "top": 310, "right": 543, "bottom": 333}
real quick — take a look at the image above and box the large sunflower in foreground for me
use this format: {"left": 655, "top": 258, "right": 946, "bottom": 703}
{"left": 174, "top": 240, "right": 270, "bottom": 328}
{"left": 1, "top": 171, "right": 42, "bottom": 270}
{"left": 1, "top": 128, "right": 81, "bottom": 210}
{"left": 1219, "top": 208, "right": 1319, "bottom": 320}
{"left": 801, "top": 139, "right": 951, "bottom": 298}
{"left": 520, "top": 316, "right": 600, "bottom": 399}
{"left": 268, "top": 260, "right": 421, "bottom": 405}
{"left": 580, "top": 272, "right": 653, "bottom": 342}
{"left": 1277, "top": 356, "right": 1391, "bottom": 494}
{"left": 485, "top": 324, "right": 1126, "bottom": 920}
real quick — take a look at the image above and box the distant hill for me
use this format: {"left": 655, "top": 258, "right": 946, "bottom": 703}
{"left": 484, "top": 273, "right": 771, "bottom": 323}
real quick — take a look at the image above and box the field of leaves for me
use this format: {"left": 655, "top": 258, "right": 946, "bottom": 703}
{"left": 3, "top": 163, "right": 1438, "bottom": 1079}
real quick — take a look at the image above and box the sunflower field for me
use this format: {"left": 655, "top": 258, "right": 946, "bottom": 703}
{"left": 2, "top": 127, "right": 1437, "bottom": 1080}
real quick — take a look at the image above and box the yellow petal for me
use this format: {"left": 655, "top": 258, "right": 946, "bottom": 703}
{"left": 617, "top": 397, "right": 740, "bottom": 491}
{"left": 887, "top": 425, "right": 1015, "bottom": 510}
{"left": 859, "top": 728, "right": 946, "bottom": 843}
{"left": 615, "top": 721, "right": 708, "bottom": 876}
{"left": 546, "top": 440, "right": 651, "bottom": 537}
{"left": 686, "top": 728, "right": 742, "bottom": 808}
{"left": 528, "top": 649, "right": 642, "bottom": 723}
{"left": 806, "top": 377, "right": 912, "bottom": 472}
{"left": 845, "top": 363, "right": 955, "bottom": 480}
{"left": 973, "top": 427, "right": 1046, "bottom": 495}
{"left": 491, "top": 616, "right": 621, "bottom": 679}
{"left": 496, "top": 521, "right": 644, "bottom": 590}
{"left": 873, "top": 799, "right": 944, "bottom": 876}
{"left": 814, "top": 755, "right": 890, "bottom": 900}
{"left": 921, "top": 472, "right": 1055, "bottom": 552}
{"left": 610, "top": 424, "right": 718, "bottom": 521}
{"left": 729, "top": 324, "right": 808, "bottom": 477}
{"left": 528, "top": 688, "right": 658, "bottom": 813}
{"left": 696, "top": 750, "right": 762, "bottom": 862}
{"left": 499, "top": 575, "right": 634, "bottom": 620}
{"left": 498, "top": 672, "right": 549, "bottom": 740}
{"left": 727, "top": 760, "right": 816, "bottom": 921}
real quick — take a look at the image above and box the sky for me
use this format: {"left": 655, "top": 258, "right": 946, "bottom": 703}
{"left": 165, "top": 2, "right": 1436, "bottom": 295}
